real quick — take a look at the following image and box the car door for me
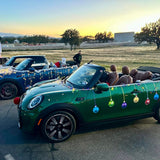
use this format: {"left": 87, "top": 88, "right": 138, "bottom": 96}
{"left": 83, "top": 82, "right": 156, "bottom": 123}
{"left": 20, "top": 70, "right": 41, "bottom": 87}
{"left": 127, "top": 81, "right": 158, "bottom": 114}
{"left": 35, "top": 67, "right": 70, "bottom": 82}
{"left": 36, "top": 68, "right": 52, "bottom": 81}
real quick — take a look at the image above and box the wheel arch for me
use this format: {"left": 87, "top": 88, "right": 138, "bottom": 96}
{"left": 35, "top": 103, "right": 84, "bottom": 130}
{"left": 0, "top": 78, "right": 24, "bottom": 95}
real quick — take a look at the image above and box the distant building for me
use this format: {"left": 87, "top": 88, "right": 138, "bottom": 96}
{"left": 114, "top": 32, "right": 135, "bottom": 42}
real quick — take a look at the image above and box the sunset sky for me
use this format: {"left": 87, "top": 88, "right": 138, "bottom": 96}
{"left": 0, "top": 0, "right": 160, "bottom": 37}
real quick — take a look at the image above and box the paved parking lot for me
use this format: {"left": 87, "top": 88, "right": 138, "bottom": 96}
{"left": 0, "top": 99, "right": 160, "bottom": 160}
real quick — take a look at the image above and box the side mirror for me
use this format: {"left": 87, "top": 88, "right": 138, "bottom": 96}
{"left": 95, "top": 83, "right": 109, "bottom": 93}
{"left": 29, "top": 67, "right": 35, "bottom": 72}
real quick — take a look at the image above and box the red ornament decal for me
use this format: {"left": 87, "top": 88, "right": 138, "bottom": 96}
{"left": 145, "top": 98, "right": 150, "bottom": 105}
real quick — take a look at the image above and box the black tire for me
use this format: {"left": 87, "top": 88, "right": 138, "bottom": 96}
{"left": 41, "top": 111, "right": 76, "bottom": 143}
{"left": 0, "top": 82, "right": 18, "bottom": 100}
{"left": 153, "top": 106, "right": 160, "bottom": 123}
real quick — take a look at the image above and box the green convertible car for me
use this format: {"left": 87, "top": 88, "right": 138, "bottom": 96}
{"left": 14, "top": 63, "right": 160, "bottom": 143}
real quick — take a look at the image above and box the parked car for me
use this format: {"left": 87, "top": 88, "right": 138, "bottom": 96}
{"left": 0, "top": 55, "right": 49, "bottom": 69}
{"left": 0, "top": 58, "right": 77, "bottom": 100}
{"left": 14, "top": 63, "right": 160, "bottom": 143}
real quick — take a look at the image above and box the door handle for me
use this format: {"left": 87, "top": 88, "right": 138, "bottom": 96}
{"left": 131, "top": 89, "right": 141, "bottom": 95}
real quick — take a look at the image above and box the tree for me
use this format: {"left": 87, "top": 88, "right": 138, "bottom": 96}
{"left": 95, "top": 31, "right": 114, "bottom": 43}
{"left": 95, "top": 32, "right": 104, "bottom": 43}
{"left": 61, "top": 29, "right": 81, "bottom": 50}
{"left": 134, "top": 19, "right": 160, "bottom": 49}
{"left": 106, "top": 32, "right": 114, "bottom": 42}
{"left": 81, "top": 36, "right": 94, "bottom": 42}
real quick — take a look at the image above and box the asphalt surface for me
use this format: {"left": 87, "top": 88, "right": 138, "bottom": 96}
{"left": 0, "top": 99, "right": 160, "bottom": 160}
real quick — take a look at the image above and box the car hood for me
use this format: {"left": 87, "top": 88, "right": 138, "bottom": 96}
{"left": 0, "top": 67, "right": 14, "bottom": 75}
{"left": 0, "top": 64, "right": 12, "bottom": 68}
{"left": 25, "top": 80, "right": 70, "bottom": 98}
{"left": 20, "top": 80, "right": 78, "bottom": 111}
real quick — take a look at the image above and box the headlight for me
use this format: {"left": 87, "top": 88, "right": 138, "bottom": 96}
{"left": 28, "top": 95, "right": 43, "bottom": 109}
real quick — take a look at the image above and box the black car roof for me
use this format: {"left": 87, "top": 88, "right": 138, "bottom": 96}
{"left": 10, "top": 55, "right": 47, "bottom": 64}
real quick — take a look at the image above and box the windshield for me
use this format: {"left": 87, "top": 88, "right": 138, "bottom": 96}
{"left": 66, "top": 65, "right": 100, "bottom": 89}
{"left": 15, "top": 59, "right": 33, "bottom": 71}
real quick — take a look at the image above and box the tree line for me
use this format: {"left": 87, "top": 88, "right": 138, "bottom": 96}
{"left": 0, "top": 18, "right": 160, "bottom": 50}
{"left": 0, "top": 35, "right": 60, "bottom": 44}
{"left": 0, "top": 30, "right": 114, "bottom": 50}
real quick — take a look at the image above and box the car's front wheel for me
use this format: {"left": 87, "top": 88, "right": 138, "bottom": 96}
{"left": 41, "top": 111, "right": 76, "bottom": 143}
{"left": 0, "top": 82, "right": 18, "bottom": 100}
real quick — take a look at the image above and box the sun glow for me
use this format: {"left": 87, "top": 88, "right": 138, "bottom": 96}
{"left": 0, "top": 1, "right": 160, "bottom": 38}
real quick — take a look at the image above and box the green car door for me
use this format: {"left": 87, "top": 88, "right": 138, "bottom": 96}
{"left": 82, "top": 81, "right": 159, "bottom": 123}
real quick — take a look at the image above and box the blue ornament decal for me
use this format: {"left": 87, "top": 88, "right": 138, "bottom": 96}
{"left": 93, "top": 105, "right": 99, "bottom": 113}
{"left": 154, "top": 92, "right": 159, "bottom": 100}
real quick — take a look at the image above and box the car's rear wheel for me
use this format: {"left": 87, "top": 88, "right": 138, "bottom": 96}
{"left": 41, "top": 111, "right": 76, "bottom": 143}
{"left": 0, "top": 82, "right": 18, "bottom": 100}
{"left": 153, "top": 106, "right": 160, "bottom": 123}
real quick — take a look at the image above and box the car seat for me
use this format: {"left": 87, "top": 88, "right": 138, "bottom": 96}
{"left": 116, "top": 75, "right": 133, "bottom": 85}
{"left": 122, "top": 66, "right": 129, "bottom": 75}
{"left": 108, "top": 65, "right": 119, "bottom": 85}
{"left": 130, "top": 69, "right": 152, "bottom": 83}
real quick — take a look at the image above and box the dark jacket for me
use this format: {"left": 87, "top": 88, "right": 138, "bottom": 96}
{"left": 73, "top": 53, "right": 82, "bottom": 64}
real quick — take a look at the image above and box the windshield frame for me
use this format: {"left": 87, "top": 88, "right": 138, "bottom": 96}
{"left": 66, "top": 64, "right": 105, "bottom": 89}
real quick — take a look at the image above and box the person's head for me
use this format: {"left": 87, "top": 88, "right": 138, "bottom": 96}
{"left": 110, "top": 64, "right": 117, "bottom": 72}
{"left": 122, "top": 66, "right": 129, "bottom": 75}
{"left": 78, "top": 50, "right": 81, "bottom": 54}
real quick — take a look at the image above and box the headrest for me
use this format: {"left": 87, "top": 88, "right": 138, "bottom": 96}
{"left": 122, "top": 66, "right": 129, "bottom": 75}
{"left": 144, "top": 71, "right": 152, "bottom": 79}
{"left": 110, "top": 64, "right": 116, "bottom": 72}
{"left": 130, "top": 69, "right": 138, "bottom": 77}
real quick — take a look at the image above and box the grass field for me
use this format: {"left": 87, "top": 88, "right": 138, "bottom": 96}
{"left": 2, "top": 45, "right": 160, "bottom": 72}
